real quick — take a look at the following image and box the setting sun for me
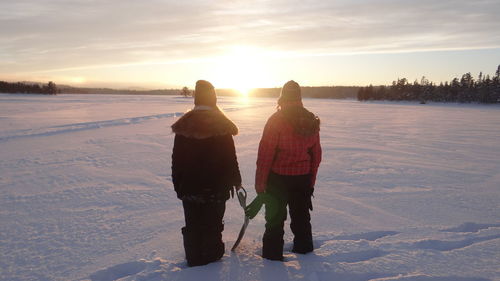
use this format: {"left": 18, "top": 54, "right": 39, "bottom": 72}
{"left": 212, "top": 46, "right": 274, "bottom": 95}
{"left": 235, "top": 85, "right": 252, "bottom": 97}
{"left": 69, "top": 77, "right": 86, "bottom": 84}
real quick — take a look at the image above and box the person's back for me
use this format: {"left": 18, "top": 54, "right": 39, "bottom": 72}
{"left": 172, "top": 108, "right": 240, "bottom": 201}
{"left": 171, "top": 80, "right": 242, "bottom": 266}
{"left": 258, "top": 110, "right": 320, "bottom": 179}
{"left": 253, "top": 80, "right": 322, "bottom": 261}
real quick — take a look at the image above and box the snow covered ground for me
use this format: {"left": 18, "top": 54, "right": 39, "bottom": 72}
{"left": 1, "top": 94, "right": 499, "bottom": 281}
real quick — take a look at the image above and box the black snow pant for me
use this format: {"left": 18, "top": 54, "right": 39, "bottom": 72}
{"left": 262, "top": 172, "right": 313, "bottom": 261}
{"left": 182, "top": 200, "right": 225, "bottom": 266}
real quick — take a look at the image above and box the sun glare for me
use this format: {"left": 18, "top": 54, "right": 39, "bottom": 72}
{"left": 69, "top": 76, "right": 86, "bottom": 84}
{"left": 236, "top": 85, "right": 251, "bottom": 97}
{"left": 213, "top": 46, "right": 272, "bottom": 97}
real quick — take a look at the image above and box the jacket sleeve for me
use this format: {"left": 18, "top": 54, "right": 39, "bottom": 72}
{"left": 309, "top": 132, "right": 322, "bottom": 188}
{"left": 225, "top": 135, "right": 242, "bottom": 186}
{"left": 171, "top": 134, "right": 184, "bottom": 198}
{"left": 255, "top": 116, "right": 280, "bottom": 193}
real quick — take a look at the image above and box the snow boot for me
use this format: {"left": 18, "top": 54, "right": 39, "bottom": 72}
{"left": 200, "top": 224, "right": 225, "bottom": 264}
{"left": 182, "top": 227, "right": 205, "bottom": 267}
{"left": 292, "top": 238, "right": 313, "bottom": 254}
{"left": 262, "top": 227, "right": 284, "bottom": 261}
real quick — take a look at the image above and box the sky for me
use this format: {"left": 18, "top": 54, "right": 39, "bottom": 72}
{"left": 1, "top": 0, "right": 500, "bottom": 90}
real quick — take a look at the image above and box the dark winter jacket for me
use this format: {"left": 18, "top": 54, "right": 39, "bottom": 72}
{"left": 171, "top": 107, "right": 242, "bottom": 202}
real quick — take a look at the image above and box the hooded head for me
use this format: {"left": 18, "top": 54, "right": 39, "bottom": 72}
{"left": 277, "top": 80, "right": 319, "bottom": 136}
{"left": 194, "top": 80, "right": 217, "bottom": 107}
{"left": 172, "top": 80, "right": 237, "bottom": 138}
{"left": 278, "top": 80, "right": 302, "bottom": 107}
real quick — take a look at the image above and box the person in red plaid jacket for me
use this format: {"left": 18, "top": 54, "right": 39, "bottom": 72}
{"left": 250, "top": 80, "right": 321, "bottom": 261}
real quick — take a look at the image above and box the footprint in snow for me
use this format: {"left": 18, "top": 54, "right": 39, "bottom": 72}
{"left": 333, "top": 230, "right": 399, "bottom": 241}
{"left": 413, "top": 234, "right": 500, "bottom": 252}
{"left": 89, "top": 260, "right": 148, "bottom": 281}
{"left": 440, "top": 222, "right": 500, "bottom": 233}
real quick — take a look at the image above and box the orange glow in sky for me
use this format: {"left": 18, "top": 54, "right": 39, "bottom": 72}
{"left": 1, "top": 1, "right": 499, "bottom": 89}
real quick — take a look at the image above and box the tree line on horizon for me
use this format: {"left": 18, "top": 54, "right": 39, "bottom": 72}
{"left": 179, "top": 86, "right": 359, "bottom": 99}
{"left": 0, "top": 81, "right": 58, "bottom": 95}
{"left": 61, "top": 86, "right": 180, "bottom": 95}
{"left": 357, "top": 65, "right": 500, "bottom": 103}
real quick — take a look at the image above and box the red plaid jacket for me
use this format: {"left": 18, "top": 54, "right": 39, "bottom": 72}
{"left": 255, "top": 111, "right": 322, "bottom": 193}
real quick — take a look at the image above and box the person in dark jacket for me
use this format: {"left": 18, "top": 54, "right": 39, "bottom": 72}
{"left": 171, "top": 80, "right": 242, "bottom": 267}
{"left": 248, "top": 80, "right": 321, "bottom": 261}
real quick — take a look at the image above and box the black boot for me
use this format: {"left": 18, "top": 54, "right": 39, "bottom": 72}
{"left": 200, "top": 224, "right": 225, "bottom": 264}
{"left": 262, "top": 205, "right": 285, "bottom": 261}
{"left": 182, "top": 227, "right": 205, "bottom": 266}
{"left": 290, "top": 214, "right": 313, "bottom": 254}
{"left": 262, "top": 232, "right": 284, "bottom": 261}
{"left": 292, "top": 237, "right": 313, "bottom": 254}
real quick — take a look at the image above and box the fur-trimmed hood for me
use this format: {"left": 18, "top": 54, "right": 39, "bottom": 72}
{"left": 171, "top": 108, "right": 238, "bottom": 139}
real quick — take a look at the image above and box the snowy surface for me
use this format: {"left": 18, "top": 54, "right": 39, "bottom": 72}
{"left": 1, "top": 94, "right": 499, "bottom": 281}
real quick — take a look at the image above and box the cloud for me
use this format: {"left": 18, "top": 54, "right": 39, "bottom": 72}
{"left": 1, "top": 0, "right": 499, "bottom": 80}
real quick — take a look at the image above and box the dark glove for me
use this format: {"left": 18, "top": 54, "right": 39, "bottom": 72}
{"left": 245, "top": 193, "right": 269, "bottom": 219}
{"left": 307, "top": 188, "right": 314, "bottom": 211}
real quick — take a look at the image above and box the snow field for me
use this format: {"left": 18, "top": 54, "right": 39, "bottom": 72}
{"left": 0, "top": 94, "right": 499, "bottom": 281}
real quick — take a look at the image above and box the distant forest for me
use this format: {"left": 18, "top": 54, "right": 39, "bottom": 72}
{"left": 5, "top": 65, "right": 500, "bottom": 103}
{"left": 59, "top": 86, "right": 180, "bottom": 95}
{"left": 220, "top": 86, "right": 359, "bottom": 99}
{"left": 59, "top": 85, "right": 359, "bottom": 99}
{"left": 0, "top": 79, "right": 359, "bottom": 99}
{"left": 0, "top": 81, "right": 58, "bottom": 95}
{"left": 358, "top": 65, "right": 500, "bottom": 103}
